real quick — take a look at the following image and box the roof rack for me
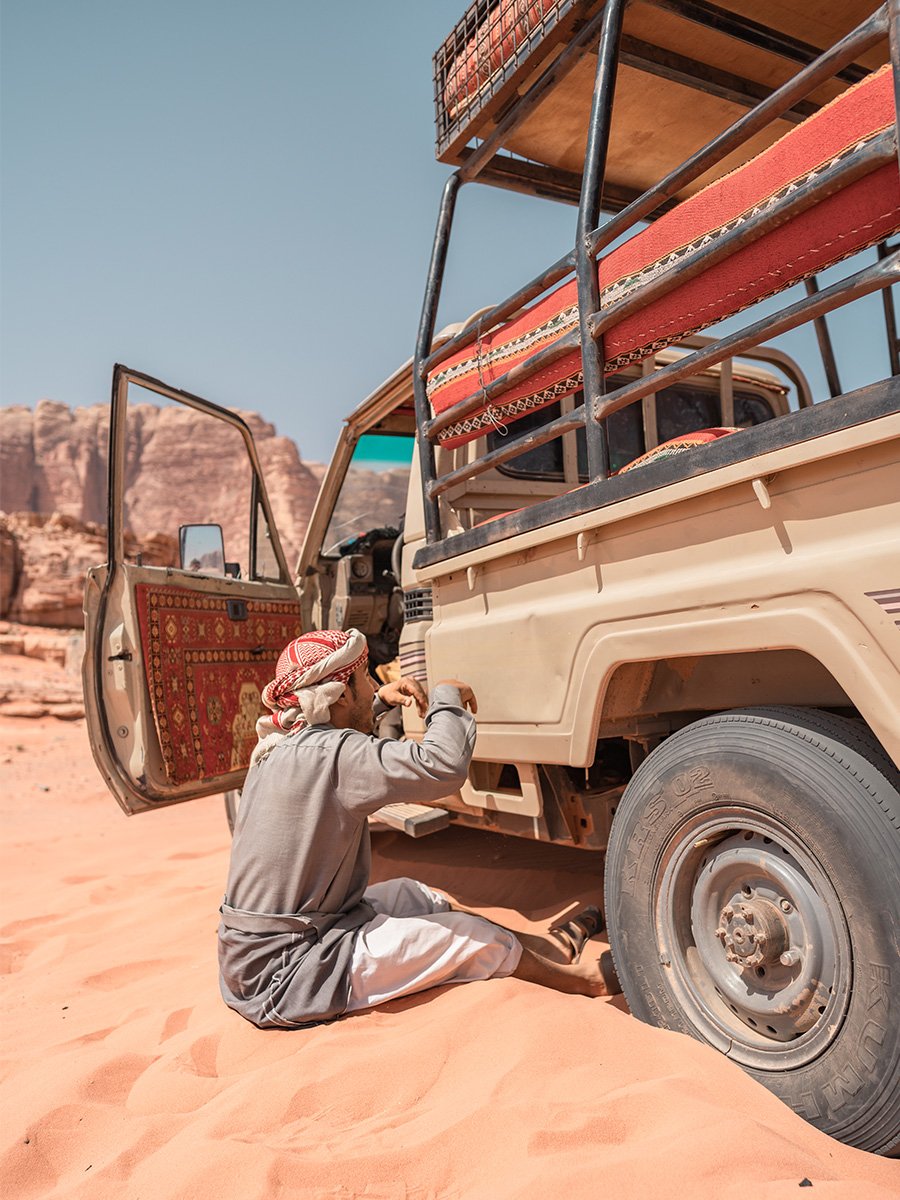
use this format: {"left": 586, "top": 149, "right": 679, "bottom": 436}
{"left": 412, "top": 0, "right": 900, "bottom": 558}
{"left": 433, "top": 0, "right": 880, "bottom": 209}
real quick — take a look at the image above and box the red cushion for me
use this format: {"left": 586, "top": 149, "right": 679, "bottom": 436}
{"left": 616, "top": 427, "right": 739, "bottom": 474}
{"left": 443, "top": 0, "right": 557, "bottom": 121}
{"left": 428, "top": 64, "right": 899, "bottom": 450}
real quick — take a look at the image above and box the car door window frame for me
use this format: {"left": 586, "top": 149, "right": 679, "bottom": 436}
{"left": 106, "top": 365, "right": 292, "bottom": 582}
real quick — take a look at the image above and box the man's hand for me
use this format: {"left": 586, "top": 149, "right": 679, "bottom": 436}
{"left": 436, "top": 679, "right": 478, "bottom": 713}
{"left": 377, "top": 676, "right": 429, "bottom": 718}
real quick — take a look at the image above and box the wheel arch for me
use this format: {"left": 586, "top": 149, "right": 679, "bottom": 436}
{"left": 564, "top": 605, "right": 900, "bottom": 768}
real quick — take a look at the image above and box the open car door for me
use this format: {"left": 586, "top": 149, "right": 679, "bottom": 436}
{"left": 83, "top": 366, "right": 302, "bottom": 815}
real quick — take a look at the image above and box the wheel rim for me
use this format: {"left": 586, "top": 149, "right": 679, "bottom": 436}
{"left": 656, "top": 809, "right": 852, "bottom": 1071}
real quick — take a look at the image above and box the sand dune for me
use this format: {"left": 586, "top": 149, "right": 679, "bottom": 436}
{"left": 2, "top": 679, "right": 899, "bottom": 1198}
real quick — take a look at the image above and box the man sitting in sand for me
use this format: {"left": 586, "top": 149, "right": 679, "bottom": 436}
{"left": 218, "top": 629, "right": 613, "bottom": 1029}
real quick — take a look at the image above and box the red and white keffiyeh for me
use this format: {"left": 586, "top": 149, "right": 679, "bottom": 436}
{"left": 251, "top": 628, "right": 368, "bottom": 766}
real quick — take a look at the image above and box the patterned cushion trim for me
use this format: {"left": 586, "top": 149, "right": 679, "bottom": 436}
{"left": 615, "top": 427, "right": 739, "bottom": 474}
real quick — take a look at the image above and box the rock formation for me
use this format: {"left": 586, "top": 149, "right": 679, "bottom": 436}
{"left": 0, "top": 401, "right": 326, "bottom": 626}
{"left": 1, "top": 400, "right": 323, "bottom": 564}
{"left": 0, "top": 512, "right": 176, "bottom": 627}
{"left": 0, "top": 623, "right": 86, "bottom": 718}
{"left": 1, "top": 403, "right": 109, "bottom": 521}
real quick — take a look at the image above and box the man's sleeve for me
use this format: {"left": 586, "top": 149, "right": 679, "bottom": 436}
{"left": 337, "top": 684, "right": 476, "bottom": 817}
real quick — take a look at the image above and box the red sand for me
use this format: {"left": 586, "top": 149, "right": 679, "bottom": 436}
{"left": 2, "top": 663, "right": 899, "bottom": 1198}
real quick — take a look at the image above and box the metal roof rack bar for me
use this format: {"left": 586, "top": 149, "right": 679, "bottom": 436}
{"left": 587, "top": 5, "right": 888, "bottom": 258}
{"left": 591, "top": 253, "right": 900, "bottom": 423}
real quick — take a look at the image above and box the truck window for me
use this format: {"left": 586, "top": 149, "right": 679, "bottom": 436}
{"left": 656, "top": 387, "right": 775, "bottom": 442}
{"left": 323, "top": 432, "right": 415, "bottom": 555}
{"left": 489, "top": 385, "right": 643, "bottom": 482}
{"left": 734, "top": 393, "right": 776, "bottom": 427}
{"left": 494, "top": 384, "right": 777, "bottom": 482}
{"left": 655, "top": 389, "right": 719, "bottom": 443}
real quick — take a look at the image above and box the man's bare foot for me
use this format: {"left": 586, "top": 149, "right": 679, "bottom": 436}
{"left": 446, "top": 898, "right": 622, "bottom": 995}
{"left": 511, "top": 945, "right": 622, "bottom": 997}
{"left": 570, "top": 949, "right": 622, "bottom": 996}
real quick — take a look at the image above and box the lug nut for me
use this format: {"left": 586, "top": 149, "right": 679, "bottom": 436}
{"left": 722, "top": 905, "right": 734, "bottom": 921}
{"left": 716, "top": 927, "right": 727, "bottom": 940}
{"left": 780, "top": 899, "right": 793, "bottom": 914}
{"left": 780, "top": 949, "right": 800, "bottom": 967}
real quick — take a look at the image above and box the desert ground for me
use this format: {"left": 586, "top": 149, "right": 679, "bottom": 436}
{"left": 2, "top": 647, "right": 899, "bottom": 1200}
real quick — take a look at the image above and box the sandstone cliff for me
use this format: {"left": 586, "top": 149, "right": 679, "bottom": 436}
{"left": 0, "top": 512, "right": 176, "bottom": 628}
{"left": 0, "top": 623, "right": 86, "bottom": 718}
{"left": 1, "top": 400, "right": 322, "bottom": 561}
{"left": 1, "top": 401, "right": 326, "bottom": 626}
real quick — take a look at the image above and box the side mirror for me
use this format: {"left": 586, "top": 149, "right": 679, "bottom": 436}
{"left": 179, "top": 524, "right": 226, "bottom": 576}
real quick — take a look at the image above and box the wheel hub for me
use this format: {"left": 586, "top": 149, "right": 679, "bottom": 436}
{"left": 678, "top": 829, "right": 845, "bottom": 1052}
{"left": 717, "top": 898, "right": 788, "bottom": 969}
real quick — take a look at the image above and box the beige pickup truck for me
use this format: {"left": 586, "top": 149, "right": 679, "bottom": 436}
{"left": 85, "top": 0, "right": 899, "bottom": 1156}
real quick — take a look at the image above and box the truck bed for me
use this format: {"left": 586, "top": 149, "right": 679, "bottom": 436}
{"left": 413, "top": 381, "right": 899, "bottom": 568}
{"left": 414, "top": 388, "right": 900, "bottom": 769}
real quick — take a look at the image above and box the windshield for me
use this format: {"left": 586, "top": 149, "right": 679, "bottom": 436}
{"left": 323, "top": 432, "right": 415, "bottom": 555}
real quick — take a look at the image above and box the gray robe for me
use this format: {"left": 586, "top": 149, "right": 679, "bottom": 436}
{"left": 218, "top": 685, "right": 476, "bottom": 1028}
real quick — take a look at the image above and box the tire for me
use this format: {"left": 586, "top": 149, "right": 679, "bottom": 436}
{"left": 604, "top": 706, "right": 900, "bottom": 1155}
{"left": 224, "top": 789, "right": 241, "bottom": 835}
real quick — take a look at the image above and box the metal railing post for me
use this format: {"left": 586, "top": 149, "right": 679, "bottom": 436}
{"left": 804, "top": 277, "right": 843, "bottom": 397}
{"left": 887, "top": 0, "right": 900, "bottom": 376}
{"left": 888, "top": 0, "right": 900, "bottom": 180}
{"left": 414, "top": 172, "right": 463, "bottom": 544}
{"left": 878, "top": 241, "right": 900, "bottom": 375}
{"left": 576, "top": 0, "right": 628, "bottom": 481}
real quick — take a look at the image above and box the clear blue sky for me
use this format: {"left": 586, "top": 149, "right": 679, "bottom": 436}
{"left": 1, "top": 1, "right": 892, "bottom": 464}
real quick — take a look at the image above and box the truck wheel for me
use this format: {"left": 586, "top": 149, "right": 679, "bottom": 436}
{"left": 224, "top": 789, "right": 241, "bottom": 835}
{"left": 604, "top": 706, "right": 900, "bottom": 1155}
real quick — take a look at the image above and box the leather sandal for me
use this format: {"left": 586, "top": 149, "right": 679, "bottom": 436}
{"left": 550, "top": 905, "right": 603, "bottom": 962}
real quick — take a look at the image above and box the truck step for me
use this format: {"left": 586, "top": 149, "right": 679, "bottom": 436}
{"left": 370, "top": 803, "right": 450, "bottom": 838}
